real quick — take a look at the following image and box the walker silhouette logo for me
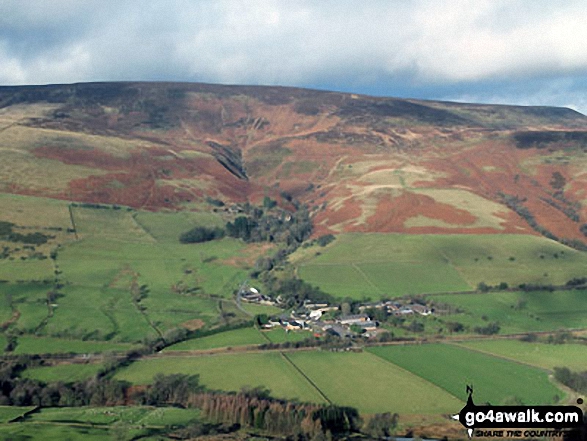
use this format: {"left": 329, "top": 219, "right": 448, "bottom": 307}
{"left": 452, "top": 385, "right": 584, "bottom": 438}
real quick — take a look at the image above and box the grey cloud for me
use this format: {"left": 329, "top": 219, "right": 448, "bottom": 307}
{"left": 1, "top": 0, "right": 586, "bottom": 113}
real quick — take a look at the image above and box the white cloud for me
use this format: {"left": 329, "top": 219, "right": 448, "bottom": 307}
{"left": 0, "top": 0, "right": 586, "bottom": 110}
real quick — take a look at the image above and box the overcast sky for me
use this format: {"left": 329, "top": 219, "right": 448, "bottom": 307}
{"left": 2, "top": 0, "right": 587, "bottom": 113}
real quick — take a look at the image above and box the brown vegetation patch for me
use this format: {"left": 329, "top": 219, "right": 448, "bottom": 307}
{"left": 220, "top": 242, "right": 274, "bottom": 268}
{"left": 358, "top": 191, "right": 478, "bottom": 233}
{"left": 181, "top": 319, "right": 205, "bottom": 331}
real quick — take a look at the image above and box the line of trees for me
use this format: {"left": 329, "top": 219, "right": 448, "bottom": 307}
{"left": 0, "top": 221, "right": 51, "bottom": 245}
{"left": 189, "top": 392, "right": 360, "bottom": 439}
{"left": 500, "top": 193, "right": 587, "bottom": 251}
{"left": 179, "top": 226, "right": 225, "bottom": 243}
{"left": 554, "top": 367, "right": 587, "bottom": 394}
{"left": 0, "top": 358, "right": 129, "bottom": 407}
{"left": 0, "top": 358, "right": 364, "bottom": 440}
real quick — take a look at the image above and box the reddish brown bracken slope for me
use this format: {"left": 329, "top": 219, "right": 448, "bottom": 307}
{"left": 1, "top": 81, "right": 587, "bottom": 244}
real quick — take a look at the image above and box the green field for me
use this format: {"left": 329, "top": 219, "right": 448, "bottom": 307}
{"left": 434, "top": 289, "right": 587, "bottom": 334}
{"left": 295, "top": 233, "right": 587, "bottom": 299}
{"left": 457, "top": 340, "right": 587, "bottom": 371}
{"left": 287, "top": 351, "right": 463, "bottom": 414}
{"left": 28, "top": 406, "right": 200, "bottom": 427}
{"left": 0, "top": 283, "right": 49, "bottom": 333}
{"left": 368, "top": 344, "right": 563, "bottom": 405}
{"left": 240, "top": 302, "right": 284, "bottom": 316}
{"left": 0, "top": 259, "right": 55, "bottom": 283}
{"left": 133, "top": 210, "right": 225, "bottom": 243}
{"left": 114, "top": 353, "right": 327, "bottom": 404}
{"left": 0, "top": 406, "right": 200, "bottom": 440}
{"left": 22, "top": 362, "right": 103, "bottom": 383}
{"left": 166, "top": 327, "right": 266, "bottom": 351}
{"left": 14, "top": 336, "right": 133, "bottom": 355}
{"left": 0, "top": 196, "right": 262, "bottom": 343}
{"left": 0, "top": 424, "right": 116, "bottom": 441}
{"left": 0, "top": 406, "right": 35, "bottom": 423}
{"left": 262, "top": 328, "right": 314, "bottom": 343}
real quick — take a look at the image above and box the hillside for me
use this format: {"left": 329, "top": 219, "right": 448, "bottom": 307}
{"left": 1, "top": 81, "right": 587, "bottom": 244}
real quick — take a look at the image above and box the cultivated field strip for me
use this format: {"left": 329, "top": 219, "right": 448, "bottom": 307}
{"left": 455, "top": 340, "right": 587, "bottom": 372}
{"left": 368, "top": 343, "right": 563, "bottom": 405}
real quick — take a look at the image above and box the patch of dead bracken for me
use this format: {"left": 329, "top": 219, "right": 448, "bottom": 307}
{"left": 181, "top": 319, "right": 205, "bottom": 331}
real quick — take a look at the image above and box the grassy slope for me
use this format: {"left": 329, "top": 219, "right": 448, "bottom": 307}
{"left": 434, "top": 289, "right": 587, "bottom": 334}
{"left": 114, "top": 353, "right": 327, "bottom": 405}
{"left": 0, "top": 424, "right": 115, "bottom": 441}
{"left": 288, "top": 351, "right": 462, "bottom": 414}
{"left": 457, "top": 340, "right": 587, "bottom": 371}
{"left": 22, "top": 363, "right": 104, "bottom": 382}
{"left": 0, "top": 195, "right": 261, "bottom": 343}
{"left": 165, "top": 327, "right": 266, "bottom": 351}
{"left": 296, "top": 233, "right": 587, "bottom": 299}
{"left": 14, "top": 336, "right": 133, "bottom": 355}
{"left": 368, "top": 344, "right": 563, "bottom": 405}
{"left": 29, "top": 406, "right": 200, "bottom": 426}
{"left": 263, "top": 328, "right": 313, "bottom": 343}
{"left": 0, "top": 406, "right": 36, "bottom": 423}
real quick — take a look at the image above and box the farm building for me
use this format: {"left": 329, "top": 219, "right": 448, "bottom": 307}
{"left": 338, "top": 314, "right": 369, "bottom": 326}
{"left": 410, "top": 304, "right": 432, "bottom": 316}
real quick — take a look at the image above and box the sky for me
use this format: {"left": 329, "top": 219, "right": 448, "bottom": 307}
{"left": 1, "top": 0, "right": 587, "bottom": 113}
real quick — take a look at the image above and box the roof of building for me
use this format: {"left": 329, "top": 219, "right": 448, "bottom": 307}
{"left": 339, "top": 314, "right": 369, "bottom": 322}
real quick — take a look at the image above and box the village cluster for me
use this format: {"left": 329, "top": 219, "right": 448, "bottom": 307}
{"left": 240, "top": 288, "right": 433, "bottom": 338}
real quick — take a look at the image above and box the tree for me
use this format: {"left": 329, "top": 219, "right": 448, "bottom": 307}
{"left": 340, "top": 302, "right": 351, "bottom": 316}
{"left": 363, "top": 413, "right": 399, "bottom": 438}
{"left": 407, "top": 321, "right": 424, "bottom": 333}
{"left": 477, "top": 282, "right": 490, "bottom": 292}
{"left": 446, "top": 321, "right": 464, "bottom": 334}
{"left": 179, "top": 226, "right": 225, "bottom": 243}
{"left": 550, "top": 171, "right": 566, "bottom": 191}
{"left": 263, "top": 196, "right": 277, "bottom": 209}
{"left": 474, "top": 322, "right": 500, "bottom": 335}
{"left": 226, "top": 216, "right": 257, "bottom": 242}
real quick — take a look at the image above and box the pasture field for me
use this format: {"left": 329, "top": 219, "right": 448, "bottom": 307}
{"left": 287, "top": 351, "right": 463, "bottom": 414}
{"left": 240, "top": 302, "right": 283, "bottom": 316}
{"left": 433, "top": 289, "right": 587, "bottom": 334}
{"left": 368, "top": 344, "right": 563, "bottom": 405}
{"left": 133, "top": 210, "right": 225, "bottom": 243}
{"left": 2, "top": 283, "right": 51, "bottom": 333}
{"left": 0, "top": 406, "right": 200, "bottom": 441}
{"left": 0, "top": 259, "right": 54, "bottom": 283}
{"left": 165, "top": 327, "right": 266, "bottom": 351}
{"left": 0, "top": 424, "right": 114, "bottom": 441}
{"left": 295, "top": 233, "right": 587, "bottom": 299}
{"left": 114, "top": 353, "right": 327, "bottom": 404}
{"left": 262, "top": 329, "right": 314, "bottom": 343}
{"left": 0, "top": 197, "right": 265, "bottom": 343}
{"left": 457, "top": 340, "right": 587, "bottom": 371}
{"left": 14, "top": 336, "right": 134, "bottom": 355}
{"left": 0, "top": 406, "right": 35, "bottom": 423}
{"left": 71, "top": 206, "right": 154, "bottom": 243}
{"left": 41, "top": 285, "right": 157, "bottom": 342}
{"left": 28, "top": 406, "right": 200, "bottom": 427}
{"left": 22, "top": 362, "right": 104, "bottom": 382}
{"left": 0, "top": 193, "right": 72, "bottom": 229}
{"left": 0, "top": 293, "right": 12, "bottom": 326}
